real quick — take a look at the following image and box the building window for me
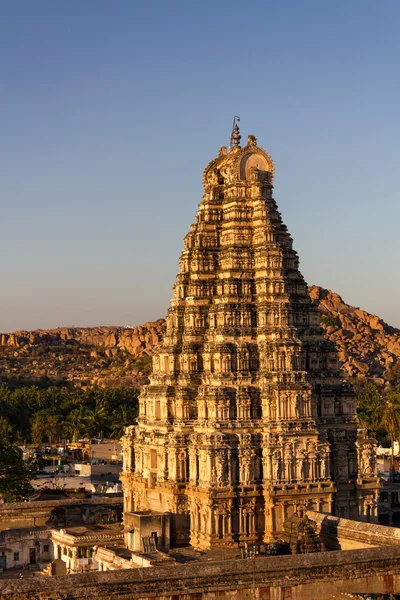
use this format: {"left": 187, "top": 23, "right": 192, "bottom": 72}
{"left": 13, "top": 552, "right": 19, "bottom": 562}
{"left": 43, "top": 545, "right": 49, "bottom": 553}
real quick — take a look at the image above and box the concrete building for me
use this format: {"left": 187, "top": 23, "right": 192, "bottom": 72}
{"left": 0, "top": 527, "right": 52, "bottom": 571}
{"left": 0, "top": 496, "right": 122, "bottom": 573}
{"left": 51, "top": 525, "right": 124, "bottom": 573}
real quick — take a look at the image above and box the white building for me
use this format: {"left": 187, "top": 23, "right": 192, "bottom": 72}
{"left": 51, "top": 526, "right": 124, "bottom": 573}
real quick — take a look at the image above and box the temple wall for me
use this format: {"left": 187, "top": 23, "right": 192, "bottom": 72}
{"left": 2, "top": 546, "right": 400, "bottom": 599}
{"left": 308, "top": 510, "right": 400, "bottom": 549}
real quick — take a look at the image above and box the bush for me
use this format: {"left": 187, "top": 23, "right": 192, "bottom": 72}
{"left": 321, "top": 314, "right": 339, "bottom": 327}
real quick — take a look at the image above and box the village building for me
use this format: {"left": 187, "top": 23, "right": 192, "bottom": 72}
{"left": 0, "top": 527, "right": 52, "bottom": 571}
{"left": 51, "top": 525, "right": 124, "bottom": 573}
{"left": 0, "top": 496, "right": 122, "bottom": 573}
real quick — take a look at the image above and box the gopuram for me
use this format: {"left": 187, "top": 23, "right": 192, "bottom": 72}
{"left": 121, "top": 124, "right": 379, "bottom": 550}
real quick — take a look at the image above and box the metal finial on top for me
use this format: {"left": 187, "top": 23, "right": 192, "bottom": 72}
{"left": 230, "top": 115, "right": 241, "bottom": 149}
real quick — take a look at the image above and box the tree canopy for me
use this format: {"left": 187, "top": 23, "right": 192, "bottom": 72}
{"left": 0, "top": 384, "right": 139, "bottom": 444}
{"left": 0, "top": 439, "right": 34, "bottom": 501}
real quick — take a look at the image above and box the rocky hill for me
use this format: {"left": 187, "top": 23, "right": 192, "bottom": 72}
{"left": 309, "top": 286, "right": 400, "bottom": 384}
{"left": 0, "top": 321, "right": 165, "bottom": 389}
{"left": 1, "top": 288, "right": 399, "bottom": 388}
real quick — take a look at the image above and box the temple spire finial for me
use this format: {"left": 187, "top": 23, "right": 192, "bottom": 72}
{"left": 230, "top": 115, "right": 241, "bottom": 149}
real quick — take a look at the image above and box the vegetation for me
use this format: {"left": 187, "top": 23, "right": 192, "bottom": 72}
{"left": 0, "top": 438, "right": 35, "bottom": 501}
{"left": 0, "top": 384, "right": 140, "bottom": 444}
{"left": 320, "top": 314, "right": 339, "bottom": 327}
{"left": 356, "top": 377, "right": 400, "bottom": 453}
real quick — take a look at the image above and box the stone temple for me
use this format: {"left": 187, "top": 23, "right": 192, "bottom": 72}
{"left": 121, "top": 126, "right": 379, "bottom": 551}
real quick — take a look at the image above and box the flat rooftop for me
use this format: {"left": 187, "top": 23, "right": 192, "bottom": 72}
{"left": 55, "top": 525, "right": 122, "bottom": 539}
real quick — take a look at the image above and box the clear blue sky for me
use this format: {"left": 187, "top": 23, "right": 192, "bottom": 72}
{"left": 1, "top": 0, "right": 400, "bottom": 331}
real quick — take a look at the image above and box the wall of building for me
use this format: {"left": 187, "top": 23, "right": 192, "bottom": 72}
{"left": 2, "top": 546, "right": 400, "bottom": 599}
{"left": 308, "top": 510, "right": 400, "bottom": 549}
{"left": 0, "top": 497, "right": 122, "bottom": 531}
{"left": 90, "top": 442, "right": 121, "bottom": 462}
{"left": 0, "top": 528, "right": 52, "bottom": 571}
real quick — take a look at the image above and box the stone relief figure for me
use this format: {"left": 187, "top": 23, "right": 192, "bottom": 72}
{"left": 215, "top": 454, "right": 225, "bottom": 486}
{"left": 239, "top": 349, "right": 250, "bottom": 371}
{"left": 361, "top": 447, "right": 374, "bottom": 476}
{"left": 199, "top": 452, "right": 208, "bottom": 481}
{"left": 272, "top": 450, "right": 281, "bottom": 480}
{"left": 284, "top": 443, "right": 294, "bottom": 480}
{"left": 221, "top": 164, "right": 235, "bottom": 184}
{"left": 211, "top": 466, "right": 217, "bottom": 485}
{"left": 218, "top": 145, "right": 227, "bottom": 157}
{"left": 295, "top": 449, "right": 305, "bottom": 480}
{"left": 319, "top": 455, "right": 327, "bottom": 479}
{"left": 240, "top": 455, "right": 251, "bottom": 484}
{"left": 337, "top": 451, "right": 348, "bottom": 479}
{"left": 296, "top": 395, "right": 303, "bottom": 418}
{"left": 290, "top": 395, "right": 299, "bottom": 418}
{"left": 210, "top": 169, "right": 219, "bottom": 185}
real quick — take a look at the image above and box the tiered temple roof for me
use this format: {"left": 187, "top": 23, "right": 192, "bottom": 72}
{"left": 121, "top": 127, "right": 379, "bottom": 549}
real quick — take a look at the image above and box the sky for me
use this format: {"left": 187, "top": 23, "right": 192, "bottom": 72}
{"left": 1, "top": 0, "right": 400, "bottom": 332}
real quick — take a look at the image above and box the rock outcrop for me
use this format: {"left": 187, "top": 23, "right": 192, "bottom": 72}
{"left": 0, "top": 320, "right": 165, "bottom": 389}
{"left": 0, "top": 288, "right": 399, "bottom": 388}
{"left": 309, "top": 286, "right": 400, "bottom": 384}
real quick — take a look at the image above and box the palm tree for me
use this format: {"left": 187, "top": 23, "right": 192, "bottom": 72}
{"left": 110, "top": 405, "right": 137, "bottom": 439}
{"left": 87, "top": 401, "right": 108, "bottom": 438}
{"left": 64, "top": 405, "right": 89, "bottom": 442}
{"left": 381, "top": 391, "right": 400, "bottom": 473}
{"left": 356, "top": 381, "right": 384, "bottom": 432}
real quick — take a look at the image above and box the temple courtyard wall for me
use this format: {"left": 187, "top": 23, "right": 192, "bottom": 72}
{"left": 2, "top": 546, "right": 400, "bottom": 599}
{"left": 309, "top": 509, "right": 400, "bottom": 550}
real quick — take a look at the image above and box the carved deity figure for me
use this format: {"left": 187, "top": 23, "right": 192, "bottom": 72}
{"left": 296, "top": 449, "right": 305, "bottom": 480}
{"left": 337, "top": 451, "right": 348, "bottom": 479}
{"left": 361, "top": 447, "right": 374, "bottom": 476}
{"left": 319, "top": 455, "right": 327, "bottom": 479}
{"left": 272, "top": 451, "right": 281, "bottom": 481}
{"left": 210, "top": 169, "right": 219, "bottom": 185}
{"left": 240, "top": 456, "right": 251, "bottom": 484}
{"left": 215, "top": 454, "right": 225, "bottom": 486}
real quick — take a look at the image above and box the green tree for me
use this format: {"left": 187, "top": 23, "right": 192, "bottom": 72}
{"left": 63, "top": 405, "right": 89, "bottom": 441}
{"left": 385, "top": 360, "right": 400, "bottom": 386}
{"left": 110, "top": 405, "right": 137, "bottom": 439}
{"left": 381, "top": 391, "right": 400, "bottom": 472}
{"left": 357, "top": 381, "right": 385, "bottom": 433}
{"left": 87, "top": 401, "right": 108, "bottom": 438}
{"left": 0, "top": 417, "right": 14, "bottom": 443}
{"left": 31, "top": 410, "right": 64, "bottom": 444}
{"left": 0, "top": 439, "right": 34, "bottom": 501}
{"left": 320, "top": 314, "right": 339, "bottom": 327}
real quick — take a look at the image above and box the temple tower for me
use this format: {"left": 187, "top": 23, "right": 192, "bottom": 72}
{"left": 121, "top": 129, "right": 379, "bottom": 549}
